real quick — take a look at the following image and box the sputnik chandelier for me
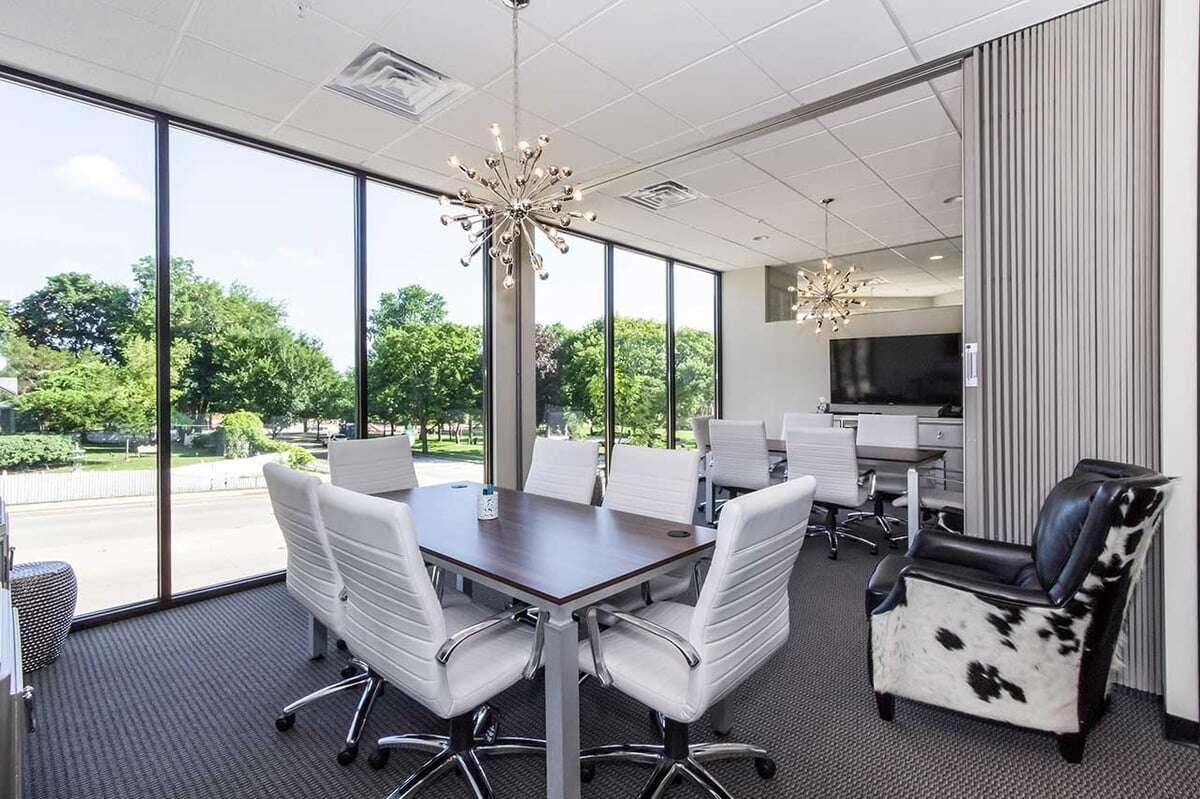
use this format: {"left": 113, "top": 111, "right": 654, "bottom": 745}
{"left": 438, "top": 0, "right": 595, "bottom": 289}
{"left": 788, "top": 198, "right": 868, "bottom": 334}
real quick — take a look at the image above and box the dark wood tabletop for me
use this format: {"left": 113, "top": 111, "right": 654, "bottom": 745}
{"left": 764, "top": 439, "right": 946, "bottom": 464}
{"left": 377, "top": 483, "right": 716, "bottom": 606}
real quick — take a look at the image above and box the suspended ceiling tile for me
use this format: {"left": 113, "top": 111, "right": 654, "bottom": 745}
{"left": 658, "top": 148, "right": 741, "bottom": 179}
{"left": 824, "top": 182, "right": 905, "bottom": 214}
{"left": 154, "top": 86, "right": 279, "bottom": 136}
{"left": 380, "top": 126, "right": 489, "bottom": 176}
{"left": 0, "top": 32, "right": 158, "bottom": 105}
{"left": 302, "top": 0, "right": 403, "bottom": 36}
{"left": 570, "top": 94, "right": 694, "bottom": 155}
{"left": 911, "top": 0, "right": 1093, "bottom": 61}
{"left": 674, "top": 159, "right": 774, "bottom": 197}
{"left": 423, "top": 90, "right": 554, "bottom": 151}
{"left": 729, "top": 118, "right": 823, "bottom": 156}
{"left": 684, "top": 0, "right": 824, "bottom": 42}
{"left": 888, "top": 163, "right": 963, "bottom": 201}
{"left": 697, "top": 93, "right": 797, "bottom": 139}
{"left": 641, "top": 46, "right": 782, "bottom": 127}
{"left": 863, "top": 132, "right": 962, "bottom": 179}
{"left": 789, "top": 47, "right": 916, "bottom": 105}
{"left": 746, "top": 130, "right": 857, "bottom": 176}
{"left": 272, "top": 125, "right": 374, "bottom": 166}
{"left": 100, "top": 0, "right": 196, "bottom": 30}
{"left": 742, "top": 0, "right": 907, "bottom": 92}
{"left": 516, "top": 0, "right": 617, "bottom": 39}
{"left": 362, "top": 153, "right": 458, "bottom": 193}
{"left": 784, "top": 160, "right": 882, "bottom": 199}
{"left": 161, "top": 37, "right": 314, "bottom": 120}
{"left": 285, "top": 88, "right": 414, "bottom": 153}
{"left": 939, "top": 86, "right": 964, "bottom": 128}
{"left": 883, "top": 0, "right": 1021, "bottom": 43}
{"left": 377, "top": 0, "right": 550, "bottom": 88}
{"left": 561, "top": 0, "right": 727, "bottom": 89}
{"left": 188, "top": 0, "right": 368, "bottom": 83}
{"left": 829, "top": 95, "right": 957, "bottom": 157}
{"left": 538, "top": 128, "right": 624, "bottom": 174}
{"left": 486, "top": 44, "right": 630, "bottom": 127}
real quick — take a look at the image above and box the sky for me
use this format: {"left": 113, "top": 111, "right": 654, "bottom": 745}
{"left": 1, "top": 78, "right": 715, "bottom": 373}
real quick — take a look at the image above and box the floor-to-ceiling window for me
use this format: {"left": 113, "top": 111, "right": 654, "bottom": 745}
{"left": 673, "top": 265, "right": 717, "bottom": 448}
{"left": 0, "top": 80, "right": 158, "bottom": 614}
{"left": 365, "top": 181, "right": 485, "bottom": 485}
{"left": 534, "top": 233, "right": 607, "bottom": 465}
{"left": 612, "top": 248, "right": 668, "bottom": 448}
{"left": 168, "top": 128, "right": 355, "bottom": 593}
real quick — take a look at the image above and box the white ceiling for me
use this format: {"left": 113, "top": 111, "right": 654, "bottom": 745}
{"left": 0, "top": 0, "right": 1096, "bottom": 270}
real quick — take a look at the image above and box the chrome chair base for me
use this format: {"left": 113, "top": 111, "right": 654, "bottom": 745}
{"left": 274, "top": 658, "right": 385, "bottom": 765}
{"left": 845, "top": 510, "right": 907, "bottom": 546}
{"left": 369, "top": 706, "right": 545, "bottom": 799}
{"left": 581, "top": 717, "right": 776, "bottom": 799}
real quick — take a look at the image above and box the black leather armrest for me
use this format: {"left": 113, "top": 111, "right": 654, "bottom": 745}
{"left": 907, "top": 530, "right": 1034, "bottom": 583}
{"left": 872, "top": 562, "right": 1052, "bottom": 615}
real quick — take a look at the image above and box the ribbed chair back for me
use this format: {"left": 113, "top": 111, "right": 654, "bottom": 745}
{"left": 709, "top": 419, "right": 771, "bottom": 492}
{"left": 603, "top": 444, "right": 699, "bottom": 525}
{"left": 316, "top": 484, "right": 451, "bottom": 715}
{"left": 855, "top": 415, "right": 918, "bottom": 449}
{"left": 264, "top": 463, "right": 344, "bottom": 633}
{"left": 786, "top": 427, "right": 864, "bottom": 508}
{"left": 781, "top": 412, "right": 833, "bottom": 436}
{"left": 524, "top": 438, "right": 599, "bottom": 505}
{"left": 686, "top": 476, "right": 816, "bottom": 712}
{"left": 328, "top": 436, "right": 419, "bottom": 495}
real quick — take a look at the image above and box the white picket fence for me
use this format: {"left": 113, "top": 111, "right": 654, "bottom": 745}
{"left": 0, "top": 468, "right": 271, "bottom": 505}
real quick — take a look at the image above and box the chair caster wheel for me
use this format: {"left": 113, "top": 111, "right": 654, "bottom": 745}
{"left": 367, "top": 748, "right": 390, "bottom": 770}
{"left": 888, "top": 539, "right": 898, "bottom": 549}
{"left": 274, "top": 714, "right": 295, "bottom": 732}
{"left": 336, "top": 639, "right": 348, "bottom": 650}
{"left": 580, "top": 763, "right": 595, "bottom": 783}
{"left": 337, "top": 745, "right": 358, "bottom": 766}
{"left": 828, "top": 550, "right": 838, "bottom": 560}
{"left": 755, "top": 757, "right": 777, "bottom": 779}
{"left": 340, "top": 665, "right": 359, "bottom": 679}
{"left": 870, "top": 546, "right": 879, "bottom": 556}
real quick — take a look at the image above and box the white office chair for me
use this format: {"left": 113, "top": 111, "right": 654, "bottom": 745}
{"left": 780, "top": 411, "right": 833, "bottom": 436}
{"left": 892, "top": 486, "right": 965, "bottom": 533}
{"left": 263, "top": 463, "right": 385, "bottom": 765}
{"left": 786, "top": 428, "right": 878, "bottom": 559}
{"left": 328, "top": 435, "right": 419, "bottom": 495}
{"left": 315, "top": 484, "right": 546, "bottom": 799}
{"left": 578, "top": 476, "right": 818, "bottom": 797}
{"left": 523, "top": 437, "right": 598, "bottom": 505}
{"left": 851, "top": 415, "right": 918, "bottom": 545}
{"left": 603, "top": 444, "right": 701, "bottom": 610}
{"left": 708, "top": 420, "right": 773, "bottom": 517}
{"left": 691, "top": 415, "right": 713, "bottom": 512}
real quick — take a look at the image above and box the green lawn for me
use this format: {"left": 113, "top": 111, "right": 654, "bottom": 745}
{"left": 412, "top": 438, "right": 484, "bottom": 462}
{"left": 51, "top": 443, "right": 226, "bottom": 473}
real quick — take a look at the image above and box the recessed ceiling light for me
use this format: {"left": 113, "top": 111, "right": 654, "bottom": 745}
{"left": 752, "top": 234, "right": 770, "bottom": 241}
{"left": 929, "top": 254, "right": 944, "bottom": 261}
{"left": 943, "top": 194, "right": 964, "bottom": 204}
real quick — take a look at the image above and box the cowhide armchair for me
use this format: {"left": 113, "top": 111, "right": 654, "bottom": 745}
{"left": 865, "top": 459, "right": 1172, "bottom": 763}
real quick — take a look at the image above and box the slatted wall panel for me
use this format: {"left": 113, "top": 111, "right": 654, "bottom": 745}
{"left": 968, "top": 0, "right": 1163, "bottom": 692}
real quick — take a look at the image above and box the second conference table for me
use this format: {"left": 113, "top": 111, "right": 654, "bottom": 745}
{"left": 703, "top": 438, "right": 947, "bottom": 531}
{"left": 378, "top": 482, "right": 715, "bottom": 799}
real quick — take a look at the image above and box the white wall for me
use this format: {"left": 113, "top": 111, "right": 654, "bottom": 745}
{"left": 1161, "top": 0, "right": 1199, "bottom": 729}
{"left": 722, "top": 267, "right": 964, "bottom": 437}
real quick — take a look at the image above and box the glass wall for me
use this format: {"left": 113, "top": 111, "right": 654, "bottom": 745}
{"left": 169, "top": 127, "right": 355, "bottom": 593}
{"left": 673, "top": 266, "right": 717, "bottom": 448}
{"left": 534, "top": 234, "right": 606, "bottom": 464}
{"left": 612, "top": 248, "right": 669, "bottom": 448}
{"left": 0, "top": 81, "right": 158, "bottom": 614}
{"left": 365, "top": 181, "right": 485, "bottom": 485}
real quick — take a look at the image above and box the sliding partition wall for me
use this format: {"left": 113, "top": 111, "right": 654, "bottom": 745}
{"left": 963, "top": 0, "right": 1161, "bottom": 691}
{"left": 0, "top": 70, "right": 721, "bottom": 623}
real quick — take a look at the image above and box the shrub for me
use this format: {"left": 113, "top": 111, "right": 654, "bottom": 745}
{"left": 285, "top": 445, "right": 314, "bottom": 470}
{"left": 0, "top": 434, "right": 78, "bottom": 471}
{"left": 217, "top": 410, "right": 282, "bottom": 458}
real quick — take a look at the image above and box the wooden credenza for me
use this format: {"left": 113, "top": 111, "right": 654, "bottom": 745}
{"left": 833, "top": 415, "right": 964, "bottom": 483}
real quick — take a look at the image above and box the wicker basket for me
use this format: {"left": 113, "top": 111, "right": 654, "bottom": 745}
{"left": 12, "top": 561, "right": 77, "bottom": 671}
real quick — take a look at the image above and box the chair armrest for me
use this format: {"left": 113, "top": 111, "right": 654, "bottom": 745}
{"left": 584, "top": 605, "right": 701, "bottom": 688}
{"left": 872, "top": 563, "right": 1052, "bottom": 615}
{"left": 436, "top": 606, "right": 543, "bottom": 675}
{"left": 858, "top": 469, "right": 877, "bottom": 499}
{"left": 907, "top": 529, "right": 1034, "bottom": 583}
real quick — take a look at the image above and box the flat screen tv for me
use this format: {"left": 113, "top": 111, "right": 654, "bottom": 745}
{"left": 830, "top": 333, "right": 962, "bottom": 406}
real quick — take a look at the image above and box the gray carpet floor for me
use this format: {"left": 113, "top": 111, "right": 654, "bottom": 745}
{"left": 22, "top": 536, "right": 1200, "bottom": 798}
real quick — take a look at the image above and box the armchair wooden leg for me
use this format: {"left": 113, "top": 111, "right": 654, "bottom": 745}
{"left": 874, "top": 692, "right": 895, "bottom": 722}
{"left": 1056, "top": 732, "right": 1086, "bottom": 764}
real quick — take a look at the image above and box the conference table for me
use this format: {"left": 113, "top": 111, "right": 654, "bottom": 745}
{"left": 703, "top": 439, "right": 948, "bottom": 532}
{"left": 378, "top": 482, "right": 716, "bottom": 799}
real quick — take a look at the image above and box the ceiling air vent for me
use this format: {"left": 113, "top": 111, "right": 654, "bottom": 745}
{"left": 622, "top": 180, "right": 700, "bottom": 211}
{"left": 327, "top": 45, "right": 470, "bottom": 123}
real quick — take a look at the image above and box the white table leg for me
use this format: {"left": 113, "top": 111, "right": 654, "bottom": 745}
{"left": 906, "top": 466, "right": 920, "bottom": 536}
{"left": 544, "top": 610, "right": 580, "bottom": 799}
{"left": 705, "top": 459, "right": 715, "bottom": 525}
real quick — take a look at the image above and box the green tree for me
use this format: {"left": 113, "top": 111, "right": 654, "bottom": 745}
{"left": 673, "top": 326, "right": 716, "bottom": 426}
{"left": 11, "top": 272, "right": 134, "bottom": 360}
{"left": 369, "top": 285, "right": 448, "bottom": 333}
{"left": 534, "top": 322, "right": 567, "bottom": 424}
{"left": 367, "top": 322, "right": 480, "bottom": 452}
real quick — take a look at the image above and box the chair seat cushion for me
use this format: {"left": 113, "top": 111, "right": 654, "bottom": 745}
{"left": 440, "top": 603, "right": 536, "bottom": 718}
{"left": 892, "top": 488, "right": 965, "bottom": 511}
{"left": 578, "top": 601, "right": 701, "bottom": 722}
{"left": 865, "top": 555, "right": 1003, "bottom": 615}
{"left": 606, "top": 568, "right": 694, "bottom": 612}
